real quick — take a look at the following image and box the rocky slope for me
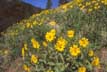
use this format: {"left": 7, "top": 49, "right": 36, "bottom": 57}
{"left": 0, "top": 0, "right": 42, "bottom": 32}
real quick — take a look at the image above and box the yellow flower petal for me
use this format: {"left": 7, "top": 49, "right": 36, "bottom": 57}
{"left": 69, "top": 45, "right": 81, "bottom": 56}
{"left": 31, "top": 38, "right": 40, "bottom": 49}
{"left": 78, "top": 66, "right": 86, "bottom": 72}
{"left": 31, "top": 54, "right": 38, "bottom": 64}
{"left": 55, "top": 37, "right": 67, "bottom": 52}
{"left": 67, "top": 30, "right": 74, "bottom": 38}
{"left": 49, "top": 21, "right": 56, "bottom": 26}
{"left": 92, "top": 57, "right": 100, "bottom": 66}
{"left": 79, "top": 37, "right": 89, "bottom": 48}
{"left": 45, "top": 29, "right": 56, "bottom": 42}
{"left": 88, "top": 50, "right": 94, "bottom": 57}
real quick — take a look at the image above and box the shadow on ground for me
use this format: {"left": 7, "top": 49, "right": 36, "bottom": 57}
{"left": 0, "top": 0, "right": 42, "bottom": 33}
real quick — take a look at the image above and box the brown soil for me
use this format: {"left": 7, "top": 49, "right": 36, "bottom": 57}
{"left": 5, "top": 58, "right": 23, "bottom": 72}
{"left": 94, "top": 48, "right": 107, "bottom": 72}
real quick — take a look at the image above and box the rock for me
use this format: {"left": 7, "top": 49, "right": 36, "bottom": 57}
{"left": 0, "top": 0, "right": 42, "bottom": 32}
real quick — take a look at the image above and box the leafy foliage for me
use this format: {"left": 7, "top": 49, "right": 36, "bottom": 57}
{"left": 0, "top": 0, "right": 107, "bottom": 72}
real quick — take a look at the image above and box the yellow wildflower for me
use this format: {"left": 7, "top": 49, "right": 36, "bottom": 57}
{"left": 94, "top": 6, "right": 98, "bottom": 10}
{"left": 24, "top": 43, "right": 28, "bottom": 50}
{"left": 85, "top": 2, "right": 91, "bottom": 6}
{"left": 33, "top": 21, "right": 37, "bottom": 25}
{"left": 67, "top": 30, "right": 74, "bottom": 38}
{"left": 97, "top": 5, "right": 100, "bottom": 9}
{"left": 61, "top": 4, "right": 67, "bottom": 9}
{"left": 45, "top": 32, "right": 54, "bottom": 42}
{"left": 104, "top": 0, "right": 107, "bottom": 5}
{"left": 69, "top": 5, "right": 73, "bottom": 8}
{"left": 4, "top": 50, "right": 8, "bottom": 55}
{"left": 44, "top": 10, "right": 49, "bottom": 15}
{"left": 22, "top": 47, "right": 25, "bottom": 60}
{"left": 50, "top": 29, "right": 56, "bottom": 35}
{"left": 95, "top": 3, "right": 99, "bottom": 6}
{"left": 88, "top": 50, "right": 94, "bottom": 57}
{"left": 35, "top": 13, "right": 40, "bottom": 16}
{"left": 31, "top": 38, "right": 40, "bottom": 49}
{"left": 49, "top": 21, "right": 56, "bottom": 26}
{"left": 80, "top": 5, "right": 85, "bottom": 10}
{"left": 92, "top": 0, "right": 97, "bottom": 3}
{"left": 76, "top": 0, "right": 83, "bottom": 3}
{"left": 47, "top": 70, "right": 54, "bottom": 72}
{"left": 101, "top": 0, "right": 104, "bottom": 4}
{"left": 26, "top": 22, "right": 32, "bottom": 28}
{"left": 79, "top": 3, "right": 82, "bottom": 7}
{"left": 23, "top": 64, "right": 30, "bottom": 72}
{"left": 92, "top": 57, "right": 100, "bottom": 66}
{"left": 88, "top": 8, "right": 93, "bottom": 12}
{"left": 69, "top": 45, "right": 81, "bottom": 57}
{"left": 79, "top": 37, "right": 89, "bottom": 48}
{"left": 45, "top": 29, "right": 56, "bottom": 42}
{"left": 78, "top": 66, "right": 86, "bottom": 72}
{"left": 31, "top": 54, "right": 38, "bottom": 64}
{"left": 42, "top": 41, "right": 48, "bottom": 47}
{"left": 55, "top": 37, "right": 67, "bottom": 52}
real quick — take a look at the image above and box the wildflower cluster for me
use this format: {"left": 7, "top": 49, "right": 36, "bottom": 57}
{"left": 1, "top": 0, "right": 107, "bottom": 72}
{"left": 78, "top": 0, "right": 107, "bottom": 13}
{"left": 21, "top": 22, "right": 100, "bottom": 72}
